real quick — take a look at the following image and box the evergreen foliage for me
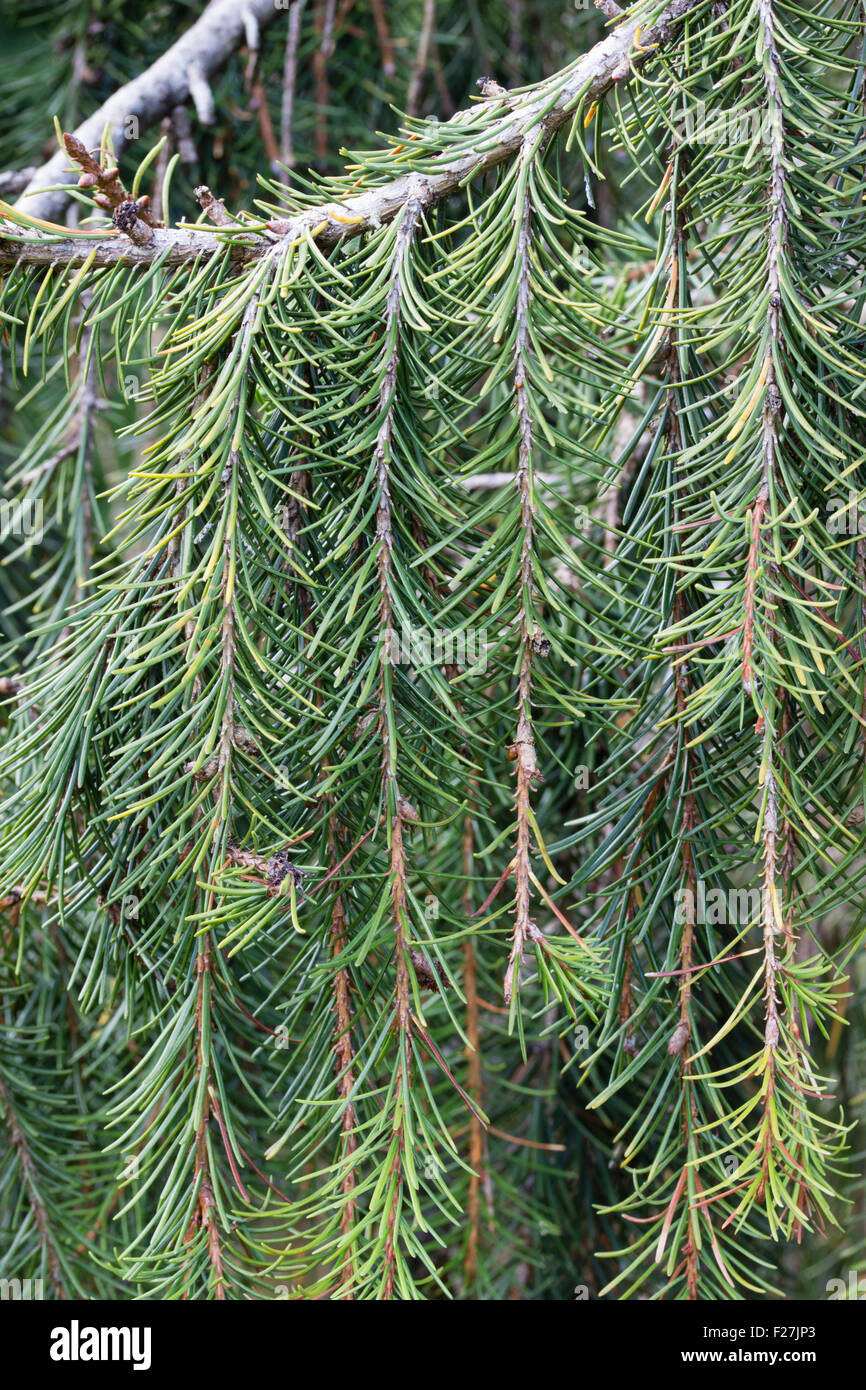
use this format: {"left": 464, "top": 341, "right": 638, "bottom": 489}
{"left": 0, "top": 0, "right": 864, "bottom": 1300}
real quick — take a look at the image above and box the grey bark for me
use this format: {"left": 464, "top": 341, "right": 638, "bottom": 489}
{"left": 2, "top": 0, "right": 701, "bottom": 269}
{"left": 14, "top": 0, "right": 286, "bottom": 223}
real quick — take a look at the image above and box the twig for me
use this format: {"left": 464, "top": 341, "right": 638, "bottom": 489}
{"left": 250, "top": 80, "right": 281, "bottom": 169}
{"left": 406, "top": 0, "right": 436, "bottom": 119}
{"left": 1, "top": 2, "right": 703, "bottom": 269}
{"left": 596, "top": 0, "right": 625, "bottom": 18}
{"left": 280, "top": 0, "right": 307, "bottom": 168}
{"left": 507, "top": 0, "right": 523, "bottom": 83}
{"left": 242, "top": 4, "right": 263, "bottom": 87}
{"left": 63, "top": 132, "right": 161, "bottom": 226}
{"left": 15, "top": 0, "right": 286, "bottom": 222}
{"left": 0, "top": 1071, "right": 66, "bottom": 1297}
{"left": 504, "top": 138, "right": 544, "bottom": 1007}
{"left": 321, "top": 0, "right": 338, "bottom": 58}
{"left": 170, "top": 105, "right": 198, "bottom": 166}
{"left": 194, "top": 184, "right": 235, "bottom": 227}
{"left": 369, "top": 0, "right": 396, "bottom": 77}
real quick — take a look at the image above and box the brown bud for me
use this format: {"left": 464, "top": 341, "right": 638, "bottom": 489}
{"left": 409, "top": 949, "right": 449, "bottom": 993}
{"left": 112, "top": 199, "right": 154, "bottom": 245}
{"left": 63, "top": 133, "right": 88, "bottom": 160}
{"left": 667, "top": 1020, "right": 690, "bottom": 1056}
{"left": 112, "top": 199, "right": 139, "bottom": 231}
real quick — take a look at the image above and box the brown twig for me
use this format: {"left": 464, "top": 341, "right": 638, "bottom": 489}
{"left": 312, "top": 1, "right": 331, "bottom": 167}
{"left": 0, "top": 1071, "right": 66, "bottom": 1297}
{"left": 63, "top": 132, "right": 161, "bottom": 227}
{"left": 406, "top": 0, "right": 436, "bottom": 119}
{"left": 369, "top": 0, "right": 396, "bottom": 77}
{"left": 504, "top": 138, "right": 544, "bottom": 1007}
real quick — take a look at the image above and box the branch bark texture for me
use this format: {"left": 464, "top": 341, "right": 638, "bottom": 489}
{"left": 15, "top": 0, "right": 285, "bottom": 223}
{"left": 1, "top": 0, "right": 701, "bottom": 268}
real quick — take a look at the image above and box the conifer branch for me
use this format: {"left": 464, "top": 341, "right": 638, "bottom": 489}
{"left": 373, "top": 188, "right": 424, "bottom": 1297}
{"left": 2, "top": 0, "right": 864, "bottom": 1304}
{"left": 14, "top": 0, "right": 286, "bottom": 223}
{"left": 505, "top": 140, "right": 545, "bottom": 1008}
{"left": 0, "top": 0, "right": 702, "bottom": 270}
{"left": 0, "top": 1071, "right": 66, "bottom": 1298}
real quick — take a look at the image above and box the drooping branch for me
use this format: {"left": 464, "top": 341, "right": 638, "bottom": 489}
{"left": 371, "top": 184, "right": 425, "bottom": 1299}
{"left": 0, "top": 0, "right": 703, "bottom": 270}
{"left": 0, "top": 1069, "right": 66, "bottom": 1297}
{"left": 13, "top": 0, "right": 286, "bottom": 224}
{"left": 505, "top": 140, "right": 545, "bottom": 1008}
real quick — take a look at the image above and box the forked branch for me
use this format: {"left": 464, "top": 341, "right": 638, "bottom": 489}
{"left": 0, "top": 1, "right": 702, "bottom": 269}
